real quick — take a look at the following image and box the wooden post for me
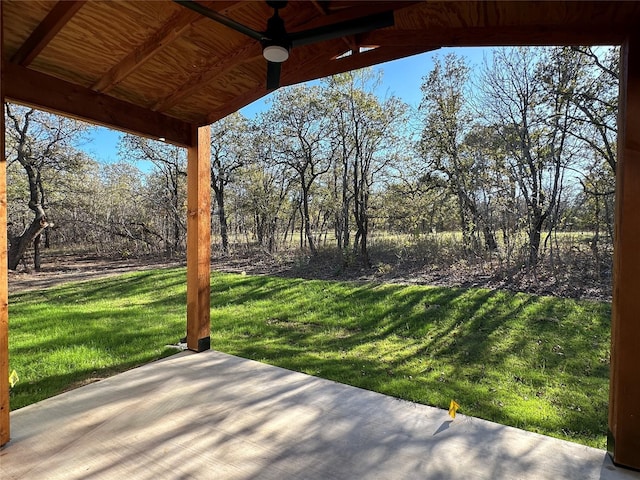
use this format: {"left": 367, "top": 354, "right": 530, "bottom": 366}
{"left": 186, "top": 125, "right": 211, "bottom": 352}
{"left": 609, "top": 34, "right": 640, "bottom": 470}
{"left": 0, "top": 0, "right": 11, "bottom": 447}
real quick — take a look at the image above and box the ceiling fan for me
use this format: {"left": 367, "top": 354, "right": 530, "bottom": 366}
{"left": 174, "top": 0, "right": 394, "bottom": 90}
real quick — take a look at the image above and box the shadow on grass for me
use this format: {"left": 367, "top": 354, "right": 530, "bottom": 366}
{"left": 209, "top": 273, "right": 611, "bottom": 447}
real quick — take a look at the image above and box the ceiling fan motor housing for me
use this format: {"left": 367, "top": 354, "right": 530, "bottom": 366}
{"left": 262, "top": 4, "right": 291, "bottom": 62}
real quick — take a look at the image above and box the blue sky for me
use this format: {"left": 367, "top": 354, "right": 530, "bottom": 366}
{"left": 82, "top": 47, "right": 490, "bottom": 164}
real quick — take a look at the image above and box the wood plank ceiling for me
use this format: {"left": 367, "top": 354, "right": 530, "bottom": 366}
{"left": 3, "top": 0, "right": 640, "bottom": 144}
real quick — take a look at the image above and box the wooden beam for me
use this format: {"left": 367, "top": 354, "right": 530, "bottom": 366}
{"left": 308, "top": 0, "right": 356, "bottom": 55}
{"left": 285, "top": 2, "right": 416, "bottom": 33}
{"left": 362, "top": 26, "right": 627, "bottom": 48}
{"left": 0, "top": 0, "right": 11, "bottom": 448}
{"left": 186, "top": 125, "right": 211, "bottom": 352}
{"left": 91, "top": 8, "right": 201, "bottom": 93}
{"left": 287, "top": 44, "right": 437, "bottom": 87}
{"left": 608, "top": 33, "right": 640, "bottom": 471}
{"left": 2, "top": 62, "right": 193, "bottom": 147}
{"left": 10, "top": 0, "right": 86, "bottom": 66}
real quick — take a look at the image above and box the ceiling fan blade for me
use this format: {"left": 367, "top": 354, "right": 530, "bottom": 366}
{"left": 266, "top": 61, "right": 281, "bottom": 90}
{"left": 173, "top": 0, "right": 265, "bottom": 42}
{"left": 289, "top": 11, "right": 394, "bottom": 48}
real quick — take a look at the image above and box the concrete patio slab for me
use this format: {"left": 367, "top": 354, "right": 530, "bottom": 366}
{"left": 1, "top": 350, "right": 638, "bottom": 479}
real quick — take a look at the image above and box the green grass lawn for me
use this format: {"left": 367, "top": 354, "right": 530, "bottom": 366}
{"left": 9, "top": 268, "right": 611, "bottom": 448}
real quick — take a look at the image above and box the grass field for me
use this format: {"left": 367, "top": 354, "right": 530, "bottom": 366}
{"left": 9, "top": 268, "right": 611, "bottom": 448}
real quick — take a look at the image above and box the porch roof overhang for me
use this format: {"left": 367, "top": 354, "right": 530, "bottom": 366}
{"left": 2, "top": 1, "right": 640, "bottom": 145}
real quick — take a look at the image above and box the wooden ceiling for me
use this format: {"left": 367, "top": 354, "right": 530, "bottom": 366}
{"left": 2, "top": 1, "right": 640, "bottom": 146}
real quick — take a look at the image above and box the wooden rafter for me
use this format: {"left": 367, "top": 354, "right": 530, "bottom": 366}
{"left": 10, "top": 0, "right": 86, "bottom": 66}
{"left": 91, "top": 1, "right": 240, "bottom": 94}
{"left": 153, "top": 41, "right": 262, "bottom": 113}
{"left": 91, "top": 8, "right": 201, "bottom": 93}
{"left": 3, "top": 62, "right": 193, "bottom": 147}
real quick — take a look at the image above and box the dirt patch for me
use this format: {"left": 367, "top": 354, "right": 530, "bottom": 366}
{"left": 8, "top": 254, "right": 184, "bottom": 294}
{"left": 8, "top": 249, "right": 612, "bottom": 302}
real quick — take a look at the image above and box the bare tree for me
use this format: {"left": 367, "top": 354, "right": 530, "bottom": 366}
{"left": 4, "top": 105, "right": 89, "bottom": 270}
{"left": 239, "top": 127, "right": 293, "bottom": 252}
{"left": 119, "top": 135, "right": 187, "bottom": 256}
{"left": 210, "top": 112, "right": 252, "bottom": 254}
{"left": 327, "top": 70, "right": 408, "bottom": 265}
{"left": 265, "top": 85, "right": 334, "bottom": 255}
{"left": 568, "top": 46, "right": 618, "bottom": 245}
{"left": 419, "top": 53, "right": 498, "bottom": 253}
{"left": 568, "top": 47, "right": 618, "bottom": 174}
{"left": 479, "top": 48, "right": 578, "bottom": 268}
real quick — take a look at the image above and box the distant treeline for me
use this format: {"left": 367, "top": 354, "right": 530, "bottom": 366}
{"left": 5, "top": 47, "right": 616, "bottom": 281}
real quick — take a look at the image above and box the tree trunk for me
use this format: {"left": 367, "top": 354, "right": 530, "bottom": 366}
{"left": 352, "top": 186, "right": 371, "bottom": 266}
{"left": 255, "top": 212, "right": 264, "bottom": 245}
{"left": 528, "top": 215, "right": 545, "bottom": 268}
{"left": 8, "top": 215, "right": 49, "bottom": 270}
{"left": 456, "top": 192, "right": 472, "bottom": 249}
{"left": 33, "top": 234, "right": 42, "bottom": 272}
{"left": 360, "top": 212, "right": 370, "bottom": 267}
{"left": 341, "top": 160, "right": 351, "bottom": 249}
{"left": 483, "top": 225, "right": 498, "bottom": 251}
{"left": 172, "top": 172, "right": 180, "bottom": 256}
{"left": 302, "top": 186, "right": 317, "bottom": 255}
{"left": 215, "top": 185, "right": 229, "bottom": 254}
{"left": 8, "top": 160, "right": 50, "bottom": 270}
